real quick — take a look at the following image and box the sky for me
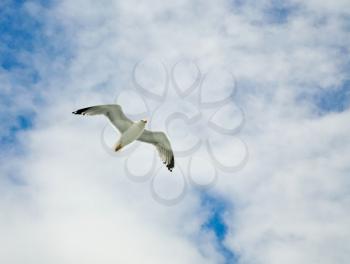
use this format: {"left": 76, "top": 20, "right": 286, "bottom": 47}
{"left": 0, "top": 0, "right": 350, "bottom": 264}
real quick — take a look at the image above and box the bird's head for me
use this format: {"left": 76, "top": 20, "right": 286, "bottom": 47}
{"left": 141, "top": 119, "right": 147, "bottom": 124}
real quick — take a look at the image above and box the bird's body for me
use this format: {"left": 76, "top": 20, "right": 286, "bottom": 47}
{"left": 114, "top": 120, "right": 146, "bottom": 151}
{"left": 72, "top": 104, "right": 175, "bottom": 171}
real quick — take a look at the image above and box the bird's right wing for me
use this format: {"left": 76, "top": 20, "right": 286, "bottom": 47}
{"left": 72, "top": 104, "right": 133, "bottom": 133}
{"left": 138, "top": 130, "right": 175, "bottom": 171}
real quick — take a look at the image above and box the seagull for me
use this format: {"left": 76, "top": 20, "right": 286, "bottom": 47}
{"left": 72, "top": 104, "right": 175, "bottom": 171}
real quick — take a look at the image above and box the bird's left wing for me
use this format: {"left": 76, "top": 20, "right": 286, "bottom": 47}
{"left": 72, "top": 104, "right": 133, "bottom": 133}
{"left": 138, "top": 130, "right": 175, "bottom": 171}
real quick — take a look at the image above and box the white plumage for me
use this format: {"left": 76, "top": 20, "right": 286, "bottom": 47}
{"left": 73, "top": 104, "right": 175, "bottom": 171}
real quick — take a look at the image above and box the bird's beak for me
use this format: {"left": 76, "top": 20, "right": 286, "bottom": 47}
{"left": 142, "top": 119, "right": 147, "bottom": 124}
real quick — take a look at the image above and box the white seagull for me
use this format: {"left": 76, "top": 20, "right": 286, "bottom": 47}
{"left": 72, "top": 104, "right": 175, "bottom": 171}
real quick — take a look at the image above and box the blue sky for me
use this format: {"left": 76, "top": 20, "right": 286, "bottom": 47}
{"left": 0, "top": 0, "right": 42, "bottom": 145}
{"left": 0, "top": 0, "right": 66, "bottom": 149}
{"left": 201, "top": 192, "right": 237, "bottom": 264}
{"left": 264, "top": 0, "right": 300, "bottom": 24}
{"left": 0, "top": 0, "right": 45, "bottom": 70}
{"left": 315, "top": 80, "right": 350, "bottom": 113}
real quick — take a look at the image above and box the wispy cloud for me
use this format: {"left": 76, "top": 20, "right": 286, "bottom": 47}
{"left": 1, "top": 0, "right": 349, "bottom": 263}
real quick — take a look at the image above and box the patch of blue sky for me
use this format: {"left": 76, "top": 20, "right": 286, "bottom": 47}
{"left": 314, "top": 80, "right": 350, "bottom": 113}
{"left": 0, "top": 1, "right": 56, "bottom": 150}
{"left": 200, "top": 191, "right": 238, "bottom": 264}
{"left": 263, "top": 0, "right": 301, "bottom": 24}
{"left": 296, "top": 77, "right": 350, "bottom": 115}
{"left": 0, "top": 1, "right": 47, "bottom": 70}
{"left": 229, "top": 0, "right": 300, "bottom": 24}
{"left": 230, "top": 0, "right": 245, "bottom": 9}
{"left": 0, "top": 112, "right": 35, "bottom": 145}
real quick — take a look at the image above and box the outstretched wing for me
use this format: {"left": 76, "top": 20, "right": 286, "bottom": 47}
{"left": 72, "top": 104, "right": 133, "bottom": 133}
{"left": 138, "top": 130, "right": 175, "bottom": 172}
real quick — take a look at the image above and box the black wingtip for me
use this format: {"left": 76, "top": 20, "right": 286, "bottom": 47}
{"left": 72, "top": 107, "right": 91, "bottom": 115}
{"left": 166, "top": 156, "right": 175, "bottom": 172}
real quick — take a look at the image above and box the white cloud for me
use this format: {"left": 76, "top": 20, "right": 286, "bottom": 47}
{"left": 1, "top": 0, "right": 350, "bottom": 263}
{"left": 220, "top": 108, "right": 350, "bottom": 262}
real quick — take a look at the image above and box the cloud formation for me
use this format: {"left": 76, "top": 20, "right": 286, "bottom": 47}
{"left": 1, "top": 0, "right": 349, "bottom": 263}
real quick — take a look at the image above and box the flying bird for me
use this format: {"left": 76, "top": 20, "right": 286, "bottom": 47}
{"left": 72, "top": 104, "right": 175, "bottom": 171}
